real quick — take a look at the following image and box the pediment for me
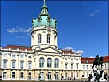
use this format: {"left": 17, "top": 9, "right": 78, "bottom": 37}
{"left": 35, "top": 47, "right": 62, "bottom": 54}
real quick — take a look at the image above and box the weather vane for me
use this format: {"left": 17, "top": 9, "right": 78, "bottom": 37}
{"left": 44, "top": 0, "right": 45, "bottom": 5}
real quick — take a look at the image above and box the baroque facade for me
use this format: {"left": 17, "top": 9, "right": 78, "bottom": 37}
{"left": 0, "top": 2, "right": 109, "bottom": 80}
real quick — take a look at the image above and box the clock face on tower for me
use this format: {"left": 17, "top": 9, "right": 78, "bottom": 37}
{"left": 47, "top": 28, "right": 51, "bottom": 32}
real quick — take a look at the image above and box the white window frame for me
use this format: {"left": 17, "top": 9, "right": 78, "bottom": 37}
{"left": 38, "top": 34, "right": 41, "bottom": 43}
{"left": 20, "top": 55, "right": 24, "bottom": 59}
{"left": 28, "top": 56, "right": 31, "bottom": 59}
{"left": 71, "top": 72, "right": 73, "bottom": 78}
{"left": 3, "top": 60, "right": 7, "bottom": 68}
{"left": 47, "top": 34, "right": 50, "bottom": 43}
{"left": 65, "top": 63, "right": 67, "bottom": 69}
{"left": 71, "top": 63, "right": 73, "bottom": 69}
{"left": 83, "top": 65, "right": 85, "bottom": 70}
{"left": 12, "top": 72, "right": 15, "bottom": 78}
{"left": 3, "top": 72, "right": 7, "bottom": 78}
{"left": 12, "top": 54, "right": 16, "bottom": 58}
{"left": 12, "top": 60, "right": 15, "bottom": 68}
{"left": 20, "top": 72, "right": 23, "bottom": 78}
{"left": 20, "top": 61, "right": 24, "bottom": 69}
{"left": 3, "top": 54, "right": 7, "bottom": 58}
{"left": 28, "top": 61, "right": 32, "bottom": 69}
{"left": 86, "top": 65, "right": 88, "bottom": 69}
{"left": 65, "top": 58, "right": 67, "bottom": 61}
{"left": 54, "top": 58, "right": 59, "bottom": 68}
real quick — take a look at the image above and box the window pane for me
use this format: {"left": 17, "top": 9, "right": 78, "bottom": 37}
{"left": 39, "top": 57, "right": 44, "bottom": 68}
{"left": 20, "top": 61, "right": 24, "bottom": 69}
{"left": 28, "top": 62, "right": 31, "bottom": 69}
{"left": 20, "top": 55, "right": 24, "bottom": 59}
{"left": 12, "top": 55, "right": 16, "bottom": 58}
{"left": 20, "top": 72, "right": 23, "bottom": 78}
{"left": 3, "top": 60, "right": 7, "bottom": 68}
{"left": 12, "top": 72, "right": 15, "bottom": 78}
{"left": 3, "top": 72, "right": 7, "bottom": 78}
{"left": 12, "top": 61, "right": 15, "bottom": 68}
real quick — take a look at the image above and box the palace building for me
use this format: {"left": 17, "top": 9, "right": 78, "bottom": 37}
{"left": 0, "top": 1, "right": 109, "bottom": 80}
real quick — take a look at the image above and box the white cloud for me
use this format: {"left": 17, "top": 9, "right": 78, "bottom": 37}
{"left": 7, "top": 26, "right": 31, "bottom": 33}
{"left": 89, "top": 9, "right": 100, "bottom": 17}
{"left": 24, "top": 27, "right": 32, "bottom": 32}
{"left": 63, "top": 47, "right": 73, "bottom": 50}
{"left": 90, "top": 56, "right": 94, "bottom": 58}
{"left": 75, "top": 50, "right": 84, "bottom": 54}
{"left": 62, "top": 47, "right": 84, "bottom": 54}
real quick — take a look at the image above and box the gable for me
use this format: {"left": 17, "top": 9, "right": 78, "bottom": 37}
{"left": 35, "top": 47, "right": 62, "bottom": 54}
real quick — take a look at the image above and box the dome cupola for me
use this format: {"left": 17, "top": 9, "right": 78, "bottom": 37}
{"left": 32, "top": 1, "right": 57, "bottom": 29}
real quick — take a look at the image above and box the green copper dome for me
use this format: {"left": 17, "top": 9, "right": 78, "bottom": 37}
{"left": 32, "top": 4, "right": 57, "bottom": 29}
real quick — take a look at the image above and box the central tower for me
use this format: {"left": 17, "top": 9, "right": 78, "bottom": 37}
{"left": 31, "top": 2, "right": 58, "bottom": 50}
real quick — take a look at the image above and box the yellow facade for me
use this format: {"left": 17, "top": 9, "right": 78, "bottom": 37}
{"left": 0, "top": 1, "right": 109, "bottom": 81}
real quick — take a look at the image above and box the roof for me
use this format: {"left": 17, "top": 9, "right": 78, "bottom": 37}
{"left": 81, "top": 55, "right": 109, "bottom": 64}
{"left": 2, "top": 45, "right": 32, "bottom": 50}
{"left": 62, "top": 51, "right": 74, "bottom": 54}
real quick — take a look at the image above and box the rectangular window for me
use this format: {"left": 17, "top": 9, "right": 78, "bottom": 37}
{"left": 87, "top": 72, "right": 88, "bottom": 77}
{"left": 65, "top": 64, "right": 67, "bottom": 69}
{"left": 20, "top": 72, "right": 23, "bottom": 78}
{"left": 20, "top": 61, "right": 24, "bottom": 69}
{"left": 65, "top": 58, "right": 67, "bottom": 61}
{"left": 12, "top": 55, "right": 16, "bottom": 58}
{"left": 3, "top": 72, "right": 7, "bottom": 78}
{"left": 28, "top": 72, "right": 31, "bottom": 80}
{"left": 83, "top": 65, "right": 85, "bottom": 70}
{"left": 90, "top": 65, "right": 92, "bottom": 69}
{"left": 71, "top": 64, "right": 73, "bottom": 69}
{"left": 77, "top": 72, "right": 78, "bottom": 77}
{"left": 65, "top": 73, "right": 67, "bottom": 79}
{"left": 3, "top": 60, "right": 7, "bottom": 68}
{"left": 12, "top": 61, "right": 15, "bottom": 68}
{"left": 12, "top": 72, "right": 15, "bottom": 78}
{"left": 76, "top": 63, "right": 78, "bottom": 70}
{"left": 38, "top": 35, "right": 41, "bottom": 43}
{"left": 86, "top": 65, "right": 88, "bottom": 69}
{"left": 83, "top": 72, "right": 85, "bottom": 77}
{"left": 20, "top": 55, "right": 24, "bottom": 59}
{"left": 3, "top": 54, "right": 7, "bottom": 57}
{"left": 71, "top": 72, "right": 73, "bottom": 78}
{"left": 104, "top": 64, "right": 106, "bottom": 69}
{"left": 28, "top": 56, "right": 31, "bottom": 59}
{"left": 28, "top": 62, "right": 31, "bottom": 69}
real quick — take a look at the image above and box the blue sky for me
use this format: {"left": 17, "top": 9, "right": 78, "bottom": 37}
{"left": 1, "top": 1, "right": 108, "bottom": 57}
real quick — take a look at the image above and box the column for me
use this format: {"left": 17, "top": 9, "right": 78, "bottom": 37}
{"left": 52, "top": 71, "right": 55, "bottom": 80}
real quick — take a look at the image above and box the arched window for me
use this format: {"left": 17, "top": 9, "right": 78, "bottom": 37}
{"left": 47, "top": 58, "right": 52, "bottom": 68}
{"left": 54, "top": 58, "right": 59, "bottom": 68}
{"left": 71, "top": 63, "right": 73, "bottom": 69}
{"left": 38, "top": 34, "right": 41, "bottom": 43}
{"left": 65, "top": 62, "right": 68, "bottom": 69}
{"left": 47, "top": 34, "right": 50, "bottom": 43}
{"left": 39, "top": 57, "right": 44, "bottom": 68}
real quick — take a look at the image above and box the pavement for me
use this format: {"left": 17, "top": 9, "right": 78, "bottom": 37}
{"left": 0, "top": 80, "right": 89, "bottom": 82}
